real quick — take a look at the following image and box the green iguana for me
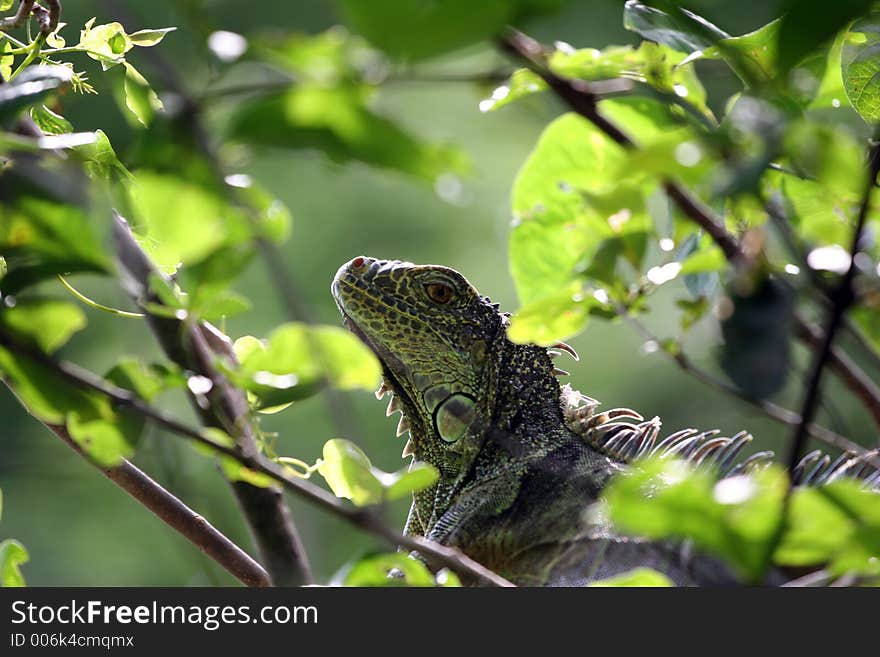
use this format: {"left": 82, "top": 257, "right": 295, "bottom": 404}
{"left": 331, "top": 256, "right": 879, "bottom": 586}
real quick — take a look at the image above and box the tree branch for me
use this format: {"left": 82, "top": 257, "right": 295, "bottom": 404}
{"left": 46, "top": 422, "right": 270, "bottom": 587}
{"left": 499, "top": 27, "right": 880, "bottom": 431}
{"left": 786, "top": 138, "right": 880, "bottom": 472}
{"left": 0, "top": 329, "right": 514, "bottom": 587}
{"left": 0, "top": 1, "right": 60, "bottom": 35}
{"left": 112, "top": 214, "right": 313, "bottom": 586}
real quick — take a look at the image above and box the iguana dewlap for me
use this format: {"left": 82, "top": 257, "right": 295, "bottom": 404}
{"left": 331, "top": 256, "right": 878, "bottom": 586}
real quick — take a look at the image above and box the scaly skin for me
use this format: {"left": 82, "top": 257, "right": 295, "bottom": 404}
{"left": 331, "top": 256, "right": 871, "bottom": 586}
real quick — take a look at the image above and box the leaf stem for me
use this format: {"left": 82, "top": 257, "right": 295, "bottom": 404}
{"left": 57, "top": 275, "right": 145, "bottom": 319}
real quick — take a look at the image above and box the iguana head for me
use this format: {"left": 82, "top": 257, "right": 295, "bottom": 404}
{"left": 331, "top": 256, "right": 508, "bottom": 476}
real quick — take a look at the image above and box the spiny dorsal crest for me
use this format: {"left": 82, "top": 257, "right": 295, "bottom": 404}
{"left": 559, "top": 383, "right": 880, "bottom": 487}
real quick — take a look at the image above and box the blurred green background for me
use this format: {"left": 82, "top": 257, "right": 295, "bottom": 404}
{"left": 2, "top": 0, "right": 875, "bottom": 586}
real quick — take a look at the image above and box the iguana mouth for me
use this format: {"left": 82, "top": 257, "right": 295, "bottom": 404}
{"left": 335, "top": 301, "right": 417, "bottom": 432}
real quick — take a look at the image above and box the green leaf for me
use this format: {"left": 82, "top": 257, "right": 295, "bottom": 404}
{"left": 129, "top": 28, "right": 177, "bottom": 47}
{"left": 480, "top": 69, "right": 545, "bottom": 113}
{"left": 316, "top": 439, "right": 436, "bottom": 506}
{"left": 105, "top": 358, "right": 182, "bottom": 402}
{"left": 233, "top": 323, "right": 381, "bottom": 409}
{"left": 779, "top": 174, "right": 858, "bottom": 249}
{"left": 776, "top": 0, "right": 873, "bottom": 75}
{"left": 381, "top": 462, "right": 439, "bottom": 502}
{"left": 508, "top": 282, "right": 599, "bottom": 345}
{"left": 317, "top": 439, "right": 384, "bottom": 506}
{"left": 0, "top": 197, "right": 111, "bottom": 294}
{"left": 128, "top": 171, "right": 250, "bottom": 271}
{"left": 79, "top": 20, "right": 133, "bottom": 66}
{"left": 29, "top": 104, "right": 73, "bottom": 135}
{"left": 842, "top": 11, "right": 880, "bottom": 123}
{"left": 0, "top": 39, "right": 13, "bottom": 81}
{"left": 229, "top": 178, "right": 293, "bottom": 244}
{"left": 704, "top": 20, "right": 781, "bottom": 87}
{"left": 0, "top": 1, "right": 15, "bottom": 12}
{"left": 119, "top": 62, "right": 162, "bottom": 127}
{"left": 230, "top": 85, "right": 467, "bottom": 181}
{"left": 66, "top": 411, "right": 140, "bottom": 467}
{"left": 219, "top": 458, "right": 276, "bottom": 488}
{"left": 777, "top": 479, "right": 880, "bottom": 576}
{"left": 588, "top": 567, "right": 675, "bottom": 587}
{"left": 0, "top": 298, "right": 87, "bottom": 353}
{"left": 603, "top": 458, "right": 787, "bottom": 582}
{"left": 338, "top": 552, "right": 437, "bottom": 587}
{"left": 339, "top": 0, "right": 511, "bottom": 61}
{"left": 623, "top": 1, "right": 730, "bottom": 53}
{"left": 74, "top": 129, "right": 131, "bottom": 181}
{"left": 0, "top": 540, "right": 29, "bottom": 587}
{"left": 0, "top": 348, "right": 135, "bottom": 466}
{"left": 510, "top": 98, "right": 673, "bottom": 305}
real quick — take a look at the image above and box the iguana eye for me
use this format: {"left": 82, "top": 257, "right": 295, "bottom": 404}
{"left": 425, "top": 283, "right": 454, "bottom": 304}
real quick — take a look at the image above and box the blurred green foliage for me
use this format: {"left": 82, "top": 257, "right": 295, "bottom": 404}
{"left": 0, "top": 0, "right": 878, "bottom": 587}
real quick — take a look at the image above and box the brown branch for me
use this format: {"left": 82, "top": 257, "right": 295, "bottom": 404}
{"left": 499, "top": 27, "right": 880, "bottom": 431}
{"left": 786, "top": 138, "right": 880, "bottom": 472}
{"left": 0, "top": 1, "right": 60, "bottom": 35}
{"left": 0, "top": 329, "right": 513, "bottom": 587}
{"left": 0, "top": 1, "right": 36, "bottom": 32}
{"left": 112, "top": 215, "right": 313, "bottom": 587}
{"left": 46, "top": 423, "right": 270, "bottom": 587}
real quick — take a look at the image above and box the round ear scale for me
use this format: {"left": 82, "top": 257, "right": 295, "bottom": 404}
{"left": 434, "top": 394, "right": 477, "bottom": 443}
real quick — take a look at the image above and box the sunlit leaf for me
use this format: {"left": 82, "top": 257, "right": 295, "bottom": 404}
{"left": 0, "top": 197, "right": 111, "bottom": 294}
{"left": 0, "top": 40, "right": 13, "bottom": 81}
{"left": 119, "top": 62, "right": 163, "bottom": 127}
{"left": 29, "top": 104, "right": 73, "bottom": 135}
{"left": 778, "top": 478, "right": 880, "bottom": 576}
{"left": 128, "top": 171, "right": 250, "bottom": 271}
{"left": 588, "top": 567, "right": 675, "bottom": 587}
{"left": 0, "top": 540, "right": 28, "bottom": 587}
{"left": 338, "top": 552, "right": 437, "bottom": 587}
{"left": 381, "top": 462, "right": 439, "bottom": 502}
{"left": 604, "top": 457, "right": 787, "bottom": 582}
{"left": 74, "top": 129, "right": 131, "bottom": 181}
{"left": 842, "top": 11, "right": 880, "bottom": 123}
{"left": 511, "top": 98, "right": 674, "bottom": 305}
{"left": 79, "top": 20, "right": 133, "bottom": 66}
{"left": 220, "top": 457, "right": 276, "bottom": 488}
{"left": 317, "top": 439, "right": 384, "bottom": 506}
{"left": 129, "top": 28, "right": 177, "bottom": 47}
{"left": 0, "top": 299, "right": 87, "bottom": 353}
{"left": 508, "top": 282, "right": 599, "bottom": 345}
{"left": 233, "top": 323, "right": 381, "bottom": 408}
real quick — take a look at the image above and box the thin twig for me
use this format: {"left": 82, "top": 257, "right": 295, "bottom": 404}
{"left": 46, "top": 423, "right": 270, "bottom": 587}
{"left": 0, "top": 329, "right": 514, "bottom": 587}
{"left": 499, "top": 27, "right": 880, "bottom": 430}
{"left": 786, "top": 138, "right": 880, "bottom": 472}
{"left": 620, "top": 311, "right": 877, "bottom": 465}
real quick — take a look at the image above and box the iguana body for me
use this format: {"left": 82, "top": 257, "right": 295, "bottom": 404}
{"left": 331, "top": 256, "right": 878, "bottom": 586}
